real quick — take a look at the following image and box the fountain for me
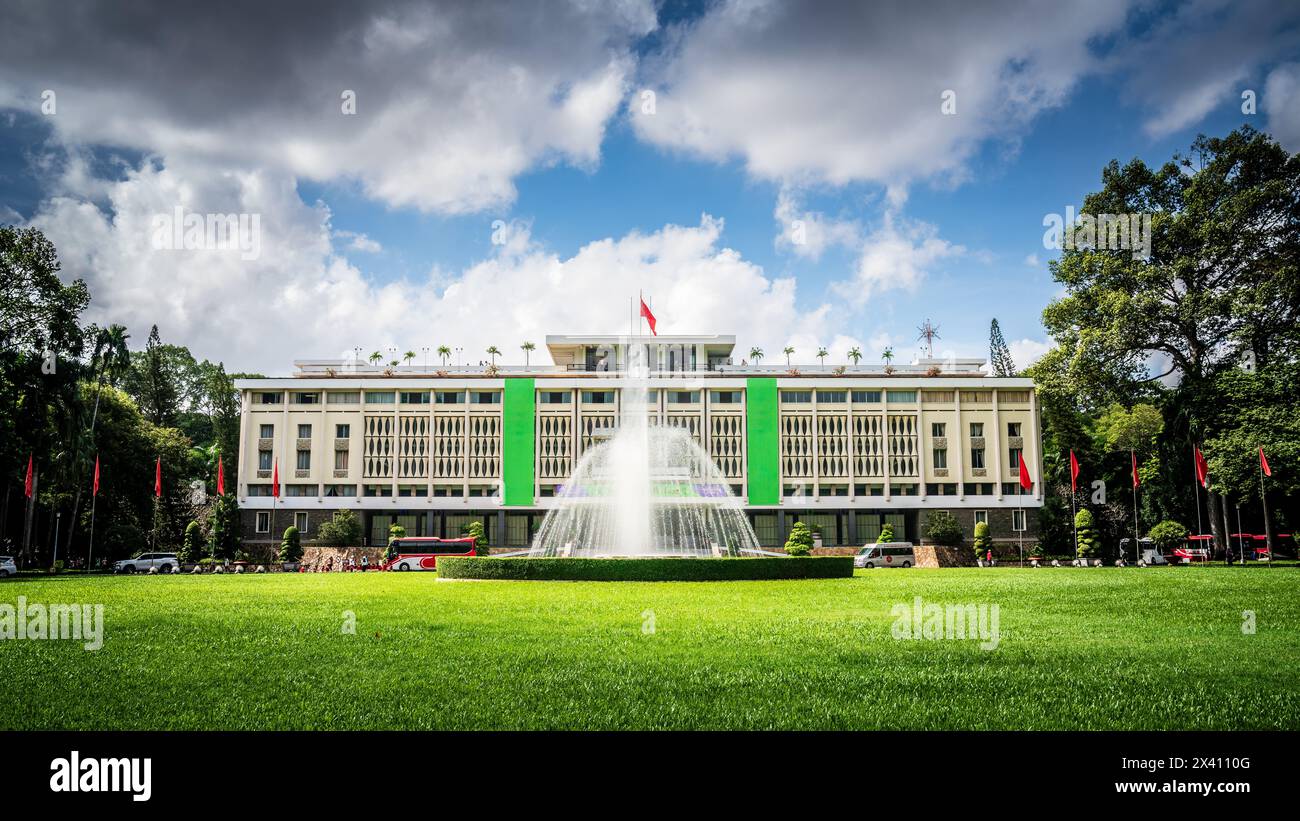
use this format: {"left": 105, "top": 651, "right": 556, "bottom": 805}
{"left": 530, "top": 340, "right": 762, "bottom": 557}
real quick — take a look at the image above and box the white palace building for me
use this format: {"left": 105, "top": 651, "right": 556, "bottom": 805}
{"left": 233, "top": 334, "right": 1042, "bottom": 551}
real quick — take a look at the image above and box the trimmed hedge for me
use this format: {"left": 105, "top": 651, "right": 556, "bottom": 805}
{"left": 436, "top": 556, "right": 854, "bottom": 582}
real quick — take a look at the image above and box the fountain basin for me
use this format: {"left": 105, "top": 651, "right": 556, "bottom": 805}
{"left": 436, "top": 556, "right": 854, "bottom": 582}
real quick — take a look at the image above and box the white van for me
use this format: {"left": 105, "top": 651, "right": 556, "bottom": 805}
{"left": 855, "top": 542, "right": 916, "bottom": 568}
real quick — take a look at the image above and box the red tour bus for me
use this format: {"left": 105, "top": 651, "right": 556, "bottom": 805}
{"left": 382, "top": 536, "right": 477, "bottom": 571}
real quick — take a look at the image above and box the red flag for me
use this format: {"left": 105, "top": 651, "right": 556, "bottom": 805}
{"left": 154, "top": 457, "right": 162, "bottom": 497}
{"left": 24, "top": 454, "right": 33, "bottom": 498}
{"left": 1259, "top": 447, "right": 1271, "bottom": 477}
{"left": 272, "top": 459, "right": 280, "bottom": 498}
{"left": 1018, "top": 451, "right": 1033, "bottom": 491}
{"left": 1194, "top": 445, "right": 1209, "bottom": 488}
{"left": 1069, "top": 450, "right": 1079, "bottom": 492}
{"left": 216, "top": 455, "right": 226, "bottom": 496}
{"left": 639, "top": 296, "right": 657, "bottom": 336}
{"left": 1131, "top": 450, "right": 1140, "bottom": 488}
{"left": 93, "top": 454, "right": 100, "bottom": 497}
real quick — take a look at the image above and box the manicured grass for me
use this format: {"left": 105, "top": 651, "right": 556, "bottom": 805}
{"left": 0, "top": 567, "right": 1296, "bottom": 730}
{"left": 437, "top": 555, "right": 854, "bottom": 580}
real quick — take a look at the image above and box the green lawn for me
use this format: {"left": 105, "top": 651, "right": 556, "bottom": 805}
{"left": 1, "top": 567, "right": 1296, "bottom": 730}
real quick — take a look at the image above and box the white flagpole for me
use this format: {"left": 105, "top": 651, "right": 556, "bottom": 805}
{"left": 1259, "top": 453, "right": 1272, "bottom": 568}
{"left": 1131, "top": 450, "right": 1139, "bottom": 565}
{"left": 1192, "top": 443, "right": 1203, "bottom": 536}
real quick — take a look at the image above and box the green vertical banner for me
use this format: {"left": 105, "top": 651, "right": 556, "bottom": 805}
{"left": 502, "top": 378, "right": 535, "bottom": 506}
{"left": 745, "top": 377, "right": 779, "bottom": 505}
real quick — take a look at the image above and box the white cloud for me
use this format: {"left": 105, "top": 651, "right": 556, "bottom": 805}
{"left": 772, "top": 188, "right": 860, "bottom": 261}
{"left": 1024, "top": 253, "right": 1040, "bottom": 268}
{"left": 1008, "top": 338, "right": 1051, "bottom": 370}
{"left": 1264, "top": 63, "right": 1300, "bottom": 152}
{"left": 831, "top": 213, "right": 964, "bottom": 307}
{"left": 336, "top": 231, "right": 383, "bottom": 254}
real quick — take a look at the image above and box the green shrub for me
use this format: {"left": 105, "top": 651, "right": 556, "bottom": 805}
{"left": 462, "top": 520, "right": 486, "bottom": 548}
{"left": 1075, "top": 508, "right": 1099, "bottom": 558}
{"left": 784, "top": 521, "right": 814, "bottom": 556}
{"left": 436, "top": 556, "right": 854, "bottom": 581}
{"left": 877, "top": 522, "right": 895, "bottom": 544}
{"left": 923, "top": 511, "right": 963, "bottom": 546}
{"left": 317, "top": 508, "right": 362, "bottom": 547}
{"left": 1148, "top": 520, "right": 1188, "bottom": 553}
{"left": 180, "top": 520, "right": 204, "bottom": 564}
{"left": 279, "top": 526, "right": 303, "bottom": 563}
{"left": 972, "top": 521, "right": 992, "bottom": 559}
{"left": 208, "top": 493, "right": 241, "bottom": 560}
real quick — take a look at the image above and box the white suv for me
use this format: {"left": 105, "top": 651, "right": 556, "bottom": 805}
{"left": 0, "top": 556, "right": 15, "bottom": 578}
{"left": 114, "top": 553, "right": 180, "bottom": 574}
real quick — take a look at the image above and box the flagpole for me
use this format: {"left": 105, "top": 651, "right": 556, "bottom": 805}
{"left": 1131, "top": 450, "right": 1139, "bottom": 565}
{"left": 88, "top": 491, "right": 97, "bottom": 572}
{"left": 1192, "top": 442, "right": 1203, "bottom": 536}
{"left": 1017, "top": 481, "right": 1023, "bottom": 567}
{"left": 1069, "top": 450, "right": 1078, "bottom": 563}
{"left": 1259, "top": 452, "right": 1271, "bottom": 568}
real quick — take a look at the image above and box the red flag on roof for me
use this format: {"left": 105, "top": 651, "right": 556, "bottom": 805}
{"left": 154, "top": 457, "right": 162, "bottom": 497}
{"left": 1131, "top": 450, "right": 1140, "bottom": 488}
{"left": 1018, "top": 451, "right": 1033, "bottom": 491}
{"left": 1069, "top": 450, "right": 1079, "bottom": 492}
{"left": 93, "top": 454, "right": 100, "bottom": 497}
{"left": 639, "top": 296, "right": 657, "bottom": 336}
{"left": 1259, "top": 447, "right": 1271, "bottom": 477}
{"left": 1194, "top": 445, "right": 1209, "bottom": 488}
{"left": 24, "top": 454, "right": 33, "bottom": 498}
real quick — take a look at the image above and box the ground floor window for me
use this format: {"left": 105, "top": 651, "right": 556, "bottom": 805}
{"left": 255, "top": 511, "right": 270, "bottom": 533}
{"left": 751, "top": 513, "right": 779, "bottom": 546}
{"left": 974, "top": 510, "right": 989, "bottom": 526}
{"left": 854, "top": 512, "right": 906, "bottom": 543}
{"left": 294, "top": 512, "right": 309, "bottom": 533}
{"left": 1012, "top": 509, "right": 1026, "bottom": 531}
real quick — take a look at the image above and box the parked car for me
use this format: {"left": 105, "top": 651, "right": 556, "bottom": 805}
{"left": 854, "top": 542, "right": 915, "bottom": 568}
{"left": 0, "top": 555, "right": 16, "bottom": 578}
{"left": 114, "top": 552, "right": 180, "bottom": 574}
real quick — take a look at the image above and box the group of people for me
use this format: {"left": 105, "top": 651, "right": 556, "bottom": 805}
{"left": 309, "top": 554, "right": 373, "bottom": 573}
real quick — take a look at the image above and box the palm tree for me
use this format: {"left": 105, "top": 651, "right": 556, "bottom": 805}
{"left": 749, "top": 346, "right": 763, "bottom": 365}
{"left": 368, "top": 350, "right": 382, "bottom": 366}
{"left": 66, "top": 323, "right": 131, "bottom": 554}
{"left": 388, "top": 359, "right": 400, "bottom": 368}
{"left": 436, "top": 345, "right": 451, "bottom": 366}
{"left": 881, "top": 346, "right": 894, "bottom": 366}
{"left": 783, "top": 346, "right": 795, "bottom": 367}
{"left": 486, "top": 345, "right": 501, "bottom": 366}
{"left": 403, "top": 350, "right": 416, "bottom": 367}
{"left": 817, "top": 347, "right": 828, "bottom": 369}
{"left": 521, "top": 341, "right": 536, "bottom": 366}
{"left": 848, "top": 346, "right": 862, "bottom": 367}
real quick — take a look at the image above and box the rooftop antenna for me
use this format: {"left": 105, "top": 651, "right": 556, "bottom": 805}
{"left": 917, "top": 319, "right": 941, "bottom": 359}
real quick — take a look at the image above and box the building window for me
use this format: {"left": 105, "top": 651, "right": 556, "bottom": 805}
{"left": 255, "top": 511, "right": 270, "bottom": 533}
{"left": 1012, "top": 509, "right": 1026, "bottom": 531}
{"left": 886, "top": 390, "right": 917, "bottom": 403}
{"left": 285, "top": 484, "right": 316, "bottom": 497}
{"left": 336, "top": 424, "right": 350, "bottom": 439}
{"left": 294, "top": 512, "right": 309, "bottom": 533}
{"left": 259, "top": 424, "right": 273, "bottom": 438}
{"left": 970, "top": 447, "right": 985, "bottom": 469}
{"left": 247, "top": 485, "right": 274, "bottom": 497}
{"left": 780, "top": 390, "right": 812, "bottom": 403}
{"left": 258, "top": 451, "right": 273, "bottom": 471}
{"left": 398, "top": 485, "right": 429, "bottom": 497}
{"left": 292, "top": 392, "right": 319, "bottom": 404}
{"left": 931, "top": 422, "right": 946, "bottom": 437}
{"left": 667, "top": 390, "right": 700, "bottom": 404}
{"left": 970, "top": 422, "right": 984, "bottom": 438}
{"left": 539, "top": 390, "right": 571, "bottom": 404}
{"left": 400, "top": 391, "right": 430, "bottom": 404}
{"left": 1003, "top": 482, "right": 1034, "bottom": 495}
{"left": 297, "top": 424, "right": 312, "bottom": 439}
{"left": 709, "top": 390, "right": 742, "bottom": 404}
{"left": 974, "top": 510, "right": 988, "bottom": 526}
{"left": 581, "top": 390, "right": 615, "bottom": 404}
{"left": 334, "top": 449, "right": 348, "bottom": 471}
{"left": 258, "top": 392, "right": 283, "bottom": 404}
{"left": 932, "top": 447, "right": 947, "bottom": 469}
{"left": 851, "top": 390, "right": 881, "bottom": 403}
{"left": 324, "top": 484, "right": 357, "bottom": 497}
{"left": 470, "top": 391, "right": 501, "bottom": 404}
{"left": 1009, "top": 447, "right": 1023, "bottom": 470}
{"left": 1008, "top": 422, "right": 1022, "bottom": 438}
{"left": 364, "top": 484, "right": 394, "bottom": 497}
{"left": 435, "top": 391, "right": 464, "bottom": 405}
{"left": 296, "top": 450, "right": 311, "bottom": 471}
{"left": 327, "top": 391, "right": 360, "bottom": 404}
{"left": 365, "top": 391, "right": 396, "bottom": 404}
{"left": 815, "top": 390, "right": 847, "bottom": 404}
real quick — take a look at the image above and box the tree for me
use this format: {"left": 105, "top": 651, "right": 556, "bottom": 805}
{"left": 783, "top": 346, "right": 794, "bottom": 367}
{"left": 882, "top": 347, "right": 895, "bottom": 374}
{"left": 848, "top": 347, "right": 862, "bottom": 367}
{"left": 923, "top": 510, "right": 963, "bottom": 546}
{"left": 368, "top": 351, "right": 382, "bottom": 366}
{"left": 486, "top": 346, "right": 500, "bottom": 366}
{"left": 1075, "top": 508, "right": 1099, "bottom": 558}
{"left": 783, "top": 521, "right": 814, "bottom": 556}
{"left": 279, "top": 525, "right": 303, "bottom": 563}
{"left": 989, "top": 319, "right": 1016, "bottom": 377}
{"left": 128, "top": 325, "right": 181, "bottom": 427}
{"left": 520, "top": 341, "right": 535, "bottom": 366}
{"left": 463, "top": 519, "right": 486, "bottom": 550}
{"left": 208, "top": 493, "right": 241, "bottom": 560}
{"left": 436, "top": 345, "right": 451, "bottom": 366}
{"left": 385, "top": 522, "right": 406, "bottom": 561}
{"left": 1148, "top": 520, "right": 1188, "bottom": 554}
{"left": 816, "top": 347, "right": 828, "bottom": 368}
{"left": 877, "top": 522, "right": 895, "bottom": 544}
{"left": 749, "top": 346, "right": 763, "bottom": 364}
{"left": 1096, "top": 403, "right": 1164, "bottom": 453}
{"left": 180, "top": 520, "right": 203, "bottom": 564}
{"left": 972, "top": 521, "right": 992, "bottom": 560}
{"left": 402, "top": 350, "right": 416, "bottom": 367}
{"left": 317, "top": 508, "right": 362, "bottom": 547}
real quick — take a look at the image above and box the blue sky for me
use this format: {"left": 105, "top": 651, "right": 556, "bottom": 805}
{"left": 1, "top": 0, "right": 1297, "bottom": 373}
